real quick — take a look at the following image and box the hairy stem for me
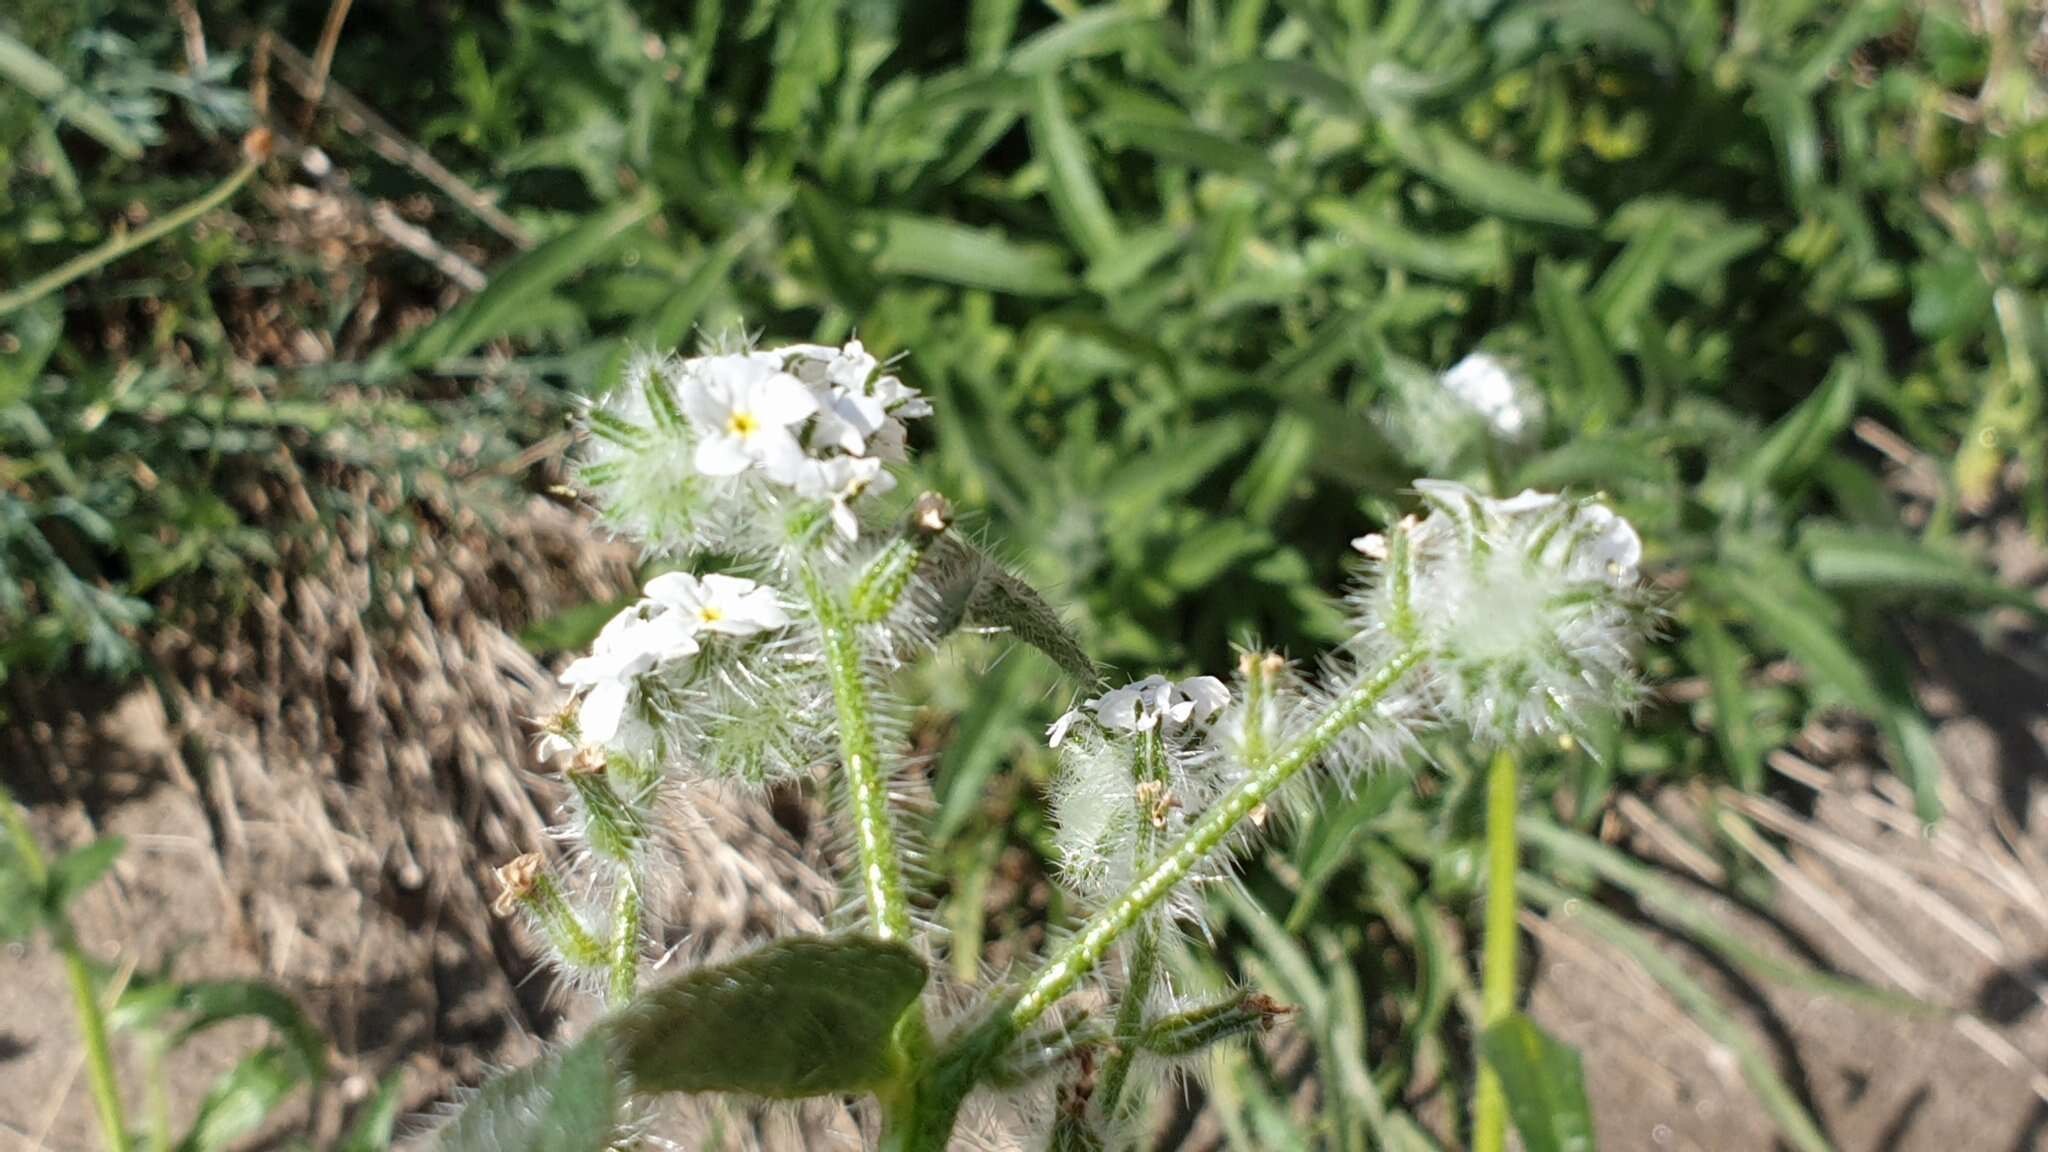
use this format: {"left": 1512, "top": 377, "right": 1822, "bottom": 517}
{"left": 1473, "top": 746, "right": 1520, "bottom": 1152}
{"left": 1010, "top": 648, "right": 1423, "bottom": 1032}
{"left": 1096, "top": 732, "right": 1168, "bottom": 1116}
{"left": 1, "top": 798, "right": 131, "bottom": 1152}
{"left": 805, "top": 567, "right": 913, "bottom": 941}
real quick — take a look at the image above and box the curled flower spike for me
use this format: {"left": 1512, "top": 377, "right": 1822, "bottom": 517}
{"left": 1356, "top": 480, "right": 1651, "bottom": 747}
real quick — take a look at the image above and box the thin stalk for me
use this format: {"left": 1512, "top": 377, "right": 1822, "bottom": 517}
{"left": 1010, "top": 648, "right": 1423, "bottom": 1033}
{"left": 0, "top": 159, "right": 259, "bottom": 317}
{"left": 805, "top": 567, "right": 913, "bottom": 941}
{"left": 1, "top": 798, "right": 131, "bottom": 1152}
{"left": 1473, "top": 746, "right": 1519, "bottom": 1152}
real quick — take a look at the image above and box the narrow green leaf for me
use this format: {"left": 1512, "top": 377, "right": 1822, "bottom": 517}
{"left": 1800, "top": 526, "right": 2044, "bottom": 618}
{"left": 1197, "top": 59, "right": 1366, "bottom": 118}
{"left": 1744, "top": 366, "right": 1858, "bottom": 494}
{"left": 1696, "top": 563, "right": 1880, "bottom": 712}
{"left": 1535, "top": 261, "right": 1628, "bottom": 423}
{"left": 614, "top": 935, "right": 927, "bottom": 1098}
{"left": 178, "top": 1047, "right": 310, "bottom": 1152}
{"left": 932, "top": 657, "right": 1035, "bottom": 841}
{"left": 1382, "top": 118, "right": 1598, "bottom": 229}
{"left": 1310, "top": 199, "right": 1507, "bottom": 282}
{"left": 1684, "top": 611, "right": 1763, "bottom": 791}
{"left": 874, "top": 214, "right": 1077, "bottom": 296}
{"left": 407, "top": 191, "right": 658, "bottom": 366}
{"left": 0, "top": 30, "right": 145, "bottom": 158}
{"left": 337, "top": 1071, "right": 405, "bottom": 1152}
{"left": 1479, "top": 1014, "right": 1594, "bottom": 1152}
{"left": 1029, "top": 75, "right": 1120, "bottom": 261}
{"left": 46, "top": 836, "right": 123, "bottom": 915}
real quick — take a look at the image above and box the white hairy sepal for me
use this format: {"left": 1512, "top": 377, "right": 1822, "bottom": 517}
{"left": 1351, "top": 481, "right": 1652, "bottom": 746}
{"left": 662, "top": 636, "right": 837, "bottom": 786}
{"left": 1046, "top": 730, "right": 1227, "bottom": 925}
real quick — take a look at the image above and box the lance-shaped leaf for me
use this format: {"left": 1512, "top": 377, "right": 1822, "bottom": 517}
{"left": 613, "top": 935, "right": 927, "bottom": 1098}
{"left": 434, "top": 1034, "right": 620, "bottom": 1152}
{"left": 1479, "top": 1013, "right": 1595, "bottom": 1152}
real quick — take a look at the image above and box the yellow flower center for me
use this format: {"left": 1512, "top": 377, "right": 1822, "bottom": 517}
{"left": 727, "top": 412, "right": 759, "bottom": 438}
{"left": 697, "top": 606, "right": 724, "bottom": 624}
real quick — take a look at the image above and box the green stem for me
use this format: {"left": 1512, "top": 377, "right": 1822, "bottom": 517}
{"left": 1473, "top": 746, "right": 1519, "bottom": 1152}
{"left": 1010, "top": 648, "right": 1423, "bottom": 1033}
{"left": 1096, "top": 732, "right": 1167, "bottom": 1116}
{"left": 0, "top": 160, "right": 258, "bottom": 317}
{"left": 805, "top": 567, "right": 913, "bottom": 942}
{"left": 608, "top": 878, "right": 641, "bottom": 1005}
{"left": 1, "top": 797, "right": 131, "bottom": 1152}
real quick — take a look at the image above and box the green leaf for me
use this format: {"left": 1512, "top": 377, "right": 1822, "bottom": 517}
{"left": 1029, "top": 75, "right": 1120, "bottom": 261}
{"left": 1683, "top": 611, "right": 1763, "bottom": 791}
{"left": 1382, "top": 117, "right": 1598, "bottom": 229}
{"left": 1744, "top": 365, "right": 1858, "bottom": 494}
{"left": 46, "top": 836, "right": 123, "bottom": 915}
{"left": 405, "top": 191, "right": 659, "bottom": 366}
{"left": 1799, "top": 526, "right": 2044, "bottom": 618}
{"left": 613, "top": 935, "right": 927, "bottom": 1098}
{"left": 337, "top": 1071, "right": 405, "bottom": 1152}
{"left": 874, "top": 214, "right": 1077, "bottom": 296}
{"left": 434, "top": 1034, "right": 620, "bottom": 1152}
{"left": 160, "top": 980, "right": 327, "bottom": 1081}
{"left": 178, "top": 1046, "right": 314, "bottom": 1152}
{"left": 1309, "top": 200, "right": 1507, "bottom": 282}
{"left": 1479, "top": 1013, "right": 1594, "bottom": 1152}
{"left": 932, "top": 656, "right": 1036, "bottom": 841}
{"left": 1696, "top": 562, "right": 1879, "bottom": 713}
{"left": 0, "top": 30, "right": 145, "bottom": 158}
{"left": 0, "top": 301, "right": 63, "bottom": 408}
{"left": 1535, "top": 261, "right": 1628, "bottom": 423}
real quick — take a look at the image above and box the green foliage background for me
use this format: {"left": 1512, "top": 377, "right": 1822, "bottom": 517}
{"left": 4, "top": 0, "right": 2045, "bottom": 1147}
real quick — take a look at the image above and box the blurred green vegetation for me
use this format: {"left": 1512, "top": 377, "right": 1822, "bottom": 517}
{"left": 4, "top": 0, "right": 2045, "bottom": 1148}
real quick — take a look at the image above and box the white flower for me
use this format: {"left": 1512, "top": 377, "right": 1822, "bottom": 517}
{"left": 679, "top": 353, "right": 817, "bottom": 478}
{"left": 792, "top": 454, "right": 895, "bottom": 540}
{"left": 784, "top": 340, "right": 932, "bottom": 458}
{"left": 1440, "top": 353, "right": 1543, "bottom": 442}
{"left": 559, "top": 604, "right": 701, "bottom": 744}
{"left": 1048, "top": 674, "right": 1231, "bottom": 747}
{"left": 1355, "top": 480, "right": 1651, "bottom": 746}
{"left": 643, "top": 571, "right": 790, "bottom": 636}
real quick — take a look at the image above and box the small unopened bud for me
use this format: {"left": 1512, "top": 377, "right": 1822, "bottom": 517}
{"left": 568, "top": 744, "right": 609, "bottom": 777}
{"left": 912, "top": 492, "right": 953, "bottom": 536}
{"left": 492, "top": 853, "right": 543, "bottom": 916}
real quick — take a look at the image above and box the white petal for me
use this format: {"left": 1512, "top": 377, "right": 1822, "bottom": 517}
{"left": 830, "top": 499, "right": 860, "bottom": 541}
{"left": 750, "top": 372, "right": 820, "bottom": 426}
{"left": 643, "top": 571, "right": 706, "bottom": 611}
{"left": 1177, "top": 676, "right": 1230, "bottom": 724}
{"left": 577, "top": 680, "right": 630, "bottom": 745}
{"left": 1047, "top": 710, "right": 1083, "bottom": 748}
{"left": 1093, "top": 684, "right": 1144, "bottom": 731}
{"left": 694, "top": 435, "right": 754, "bottom": 476}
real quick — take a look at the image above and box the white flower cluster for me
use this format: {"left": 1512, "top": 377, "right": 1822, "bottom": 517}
{"left": 548, "top": 572, "right": 789, "bottom": 751}
{"left": 1041, "top": 483, "right": 1651, "bottom": 921}
{"left": 1352, "top": 480, "right": 1649, "bottom": 746}
{"left": 1045, "top": 675, "right": 1234, "bottom": 912}
{"left": 581, "top": 338, "right": 930, "bottom": 550}
{"left": 1383, "top": 351, "right": 1545, "bottom": 472}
